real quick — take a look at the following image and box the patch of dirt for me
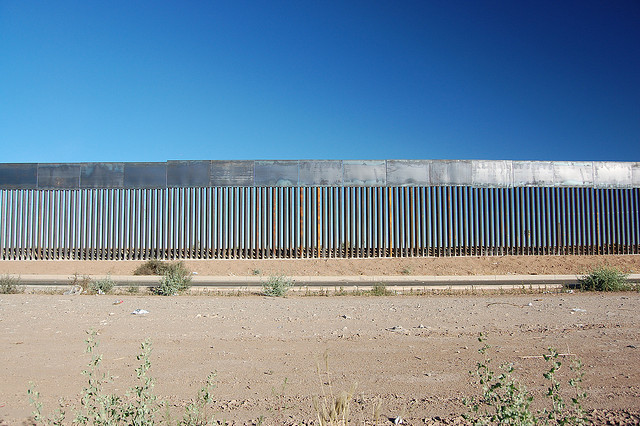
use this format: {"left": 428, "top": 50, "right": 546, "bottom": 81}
{"left": 1, "top": 254, "right": 638, "bottom": 277}
{"left": 1, "top": 292, "right": 639, "bottom": 424}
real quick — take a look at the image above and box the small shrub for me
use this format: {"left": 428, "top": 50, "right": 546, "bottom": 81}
{"left": 70, "top": 273, "right": 92, "bottom": 293}
{"left": 252, "top": 269, "right": 261, "bottom": 276}
{"left": 0, "top": 274, "right": 24, "bottom": 294}
{"left": 127, "top": 285, "right": 140, "bottom": 294}
{"left": 262, "top": 275, "right": 293, "bottom": 297}
{"left": 577, "top": 266, "right": 630, "bottom": 291}
{"left": 313, "top": 351, "right": 357, "bottom": 426}
{"left": 29, "top": 331, "right": 218, "bottom": 425}
{"left": 152, "top": 264, "right": 192, "bottom": 296}
{"left": 89, "top": 276, "right": 116, "bottom": 294}
{"left": 133, "top": 259, "right": 172, "bottom": 276}
{"left": 370, "top": 283, "right": 392, "bottom": 296}
{"left": 464, "top": 334, "right": 588, "bottom": 425}
{"left": 400, "top": 267, "right": 412, "bottom": 275}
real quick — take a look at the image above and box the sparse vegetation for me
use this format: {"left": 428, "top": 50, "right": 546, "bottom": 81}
{"left": 89, "top": 275, "right": 116, "bottom": 294}
{"left": 29, "top": 331, "right": 217, "bottom": 425}
{"left": 134, "top": 260, "right": 192, "bottom": 278}
{"left": 152, "top": 263, "right": 192, "bottom": 296}
{"left": 313, "top": 351, "right": 357, "bottom": 426}
{"left": 369, "top": 283, "right": 393, "bottom": 296}
{"left": 0, "top": 274, "right": 24, "bottom": 294}
{"left": 70, "top": 273, "right": 92, "bottom": 293}
{"left": 576, "top": 266, "right": 632, "bottom": 291}
{"left": 400, "top": 267, "right": 412, "bottom": 275}
{"left": 464, "top": 334, "right": 587, "bottom": 425}
{"left": 262, "top": 275, "right": 293, "bottom": 297}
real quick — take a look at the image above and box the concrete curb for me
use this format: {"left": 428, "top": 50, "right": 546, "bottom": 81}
{"left": 12, "top": 273, "right": 640, "bottom": 288}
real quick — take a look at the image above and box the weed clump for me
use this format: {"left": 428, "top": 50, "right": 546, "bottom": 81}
{"left": 370, "top": 283, "right": 393, "bottom": 296}
{"left": 0, "top": 274, "right": 24, "bottom": 294}
{"left": 134, "top": 259, "right": 192, "bottom": 276}
{"left": 262, "top": 275, "right": 293, "bottom": 297}
{"left": 313, "top": 351, "right": 359, "bottom": 426}
{"left": 577, "top": 267, "right": 631, "bottom": 291}
{"left": 29, "top": 331, "right": 217, "bottom": 425}
{"left": 464, "top": 334, "right": 587, "bottom": 425}
{"left": 89, "top": 275, "right": 116, "bottom": 294}
{"left": 152, "top": 263, "right": 192, "bottom": 296}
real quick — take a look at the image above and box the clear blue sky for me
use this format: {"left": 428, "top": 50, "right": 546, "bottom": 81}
{"left": 1, "top": 1, "right": 638, "bottom": 163}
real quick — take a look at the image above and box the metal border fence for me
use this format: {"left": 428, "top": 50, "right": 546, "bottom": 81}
{"left": 1, "top": 160, "right": 638, "bottom": 260}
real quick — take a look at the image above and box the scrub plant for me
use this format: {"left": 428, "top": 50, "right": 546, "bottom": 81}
{"left": 28, "top": 331, "right": 217, "bottom": 425}
{"left": 313, "top": 351, "right": 357, "bottom": 426}
{"left": 152, "top": 263, "right": 192, "bottom": 296}
{"left": 577, "top": 266, "right": 631, "bottom": 291}
{"left": 89, "top": 275, "right": 116, "bottom": 294}
{"left": 370, "top": 283, "right": 392, "bottom": 296}
{"left": 262, "top": 275, "right": 293, "bottom": 297}
{"left": 0, "top": 274, "right": 24, "bottom": 293}
{"left": 464, "top": 334, "right": 588, "bottom": 425}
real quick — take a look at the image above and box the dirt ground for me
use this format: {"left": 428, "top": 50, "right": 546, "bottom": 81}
{"left": 0, "top": 254, "right": 638, "bottom": 277}
{"left": 1, "top": 291, "right": 639, "bottom": 425}
{"left": 1, "top": 255, "right": 639, "bottom": 425}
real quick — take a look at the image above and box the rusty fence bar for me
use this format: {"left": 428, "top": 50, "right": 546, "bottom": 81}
{"left": 1, "top": 186, "right": 639, "bottom": 260}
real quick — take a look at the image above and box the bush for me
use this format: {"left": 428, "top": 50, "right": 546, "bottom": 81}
{"left": 577, "top": 267, "right": 631, "bottom": 291}
{"left": 370, "top": 283, "right": 393, "bottom": 296}
{"left": 89, "top": 276, "right": 116, "bottom": 294}
{"left": 0, "top": 274, "right": 23, "bottom": 294}
{"left": 152, "top": 263, "right": 192, "bottom": 296}
{"left": 133, "top": 259, "right": 171, "bottom": 276}
{"left": 29, "top": 331, "right": 217, "bottom": 425}
{"left": 464, "top": 334, "right": 587, "bottom": 425}
{"left": 262, "top": 275, "right": 293, "bottom": 297}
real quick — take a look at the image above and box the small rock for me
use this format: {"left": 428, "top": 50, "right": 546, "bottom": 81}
{"left": 341, "top": 314, "right": 352, "bottom": 319}
{"left": 394, "top": 416, "right": 403, "bottom": 424}
{"left": 627, "top": 345, "right": 637, "bottom": 349}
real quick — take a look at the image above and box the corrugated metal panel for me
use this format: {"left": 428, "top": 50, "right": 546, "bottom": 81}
{"left": 299, "top": 160, "right": 343, "bottom": 186}
{"left": 472, "top": 160, "right": 513, "bottom": 187}
{"left": 37, "top": 164, "right": 81, "bottom": 189}
{"left": 210, "top": 161, "right": 254, "bottom": 186}
{"left": 254, "top": 160, "right": 299, "bottom": 186}
{"left": 553, "top": 162, "right": 594, "bottom": 187}
{"left": 343, "top": 160, "right": 386, "bottom": 186}
{"left": 0, "top": 164, "right": 38, "bottom": 189}
{"left": 80, "top": 163, "right": 125, "bottom": 188}
{"left": 430, "top": 160, "right": 472, "bottom": 186}
{"left": 512, "top": 161, "right": 554, "bottom": 186}
{"left": 167, "top": 160, "right": 210, "bottom": 187}
{"left": 386, "top": 160, "right": 430, "bottom": 186}
{"left": 593, "top": 161, "right": 633, "bottom": 188}
{"left": 124, "top": 163, "right": 167, "bottom": 188}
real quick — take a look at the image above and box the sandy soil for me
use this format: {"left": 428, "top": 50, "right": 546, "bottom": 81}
{"left": 0, "top": 254, "right": 638, "bottom": 277}
{"left": 1, "top": 292, "right": 639, "bottom": 425}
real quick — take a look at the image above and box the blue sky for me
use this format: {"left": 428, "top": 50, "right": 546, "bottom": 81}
{"left": 1, "top": 1, "right": 638, "bottom": 163}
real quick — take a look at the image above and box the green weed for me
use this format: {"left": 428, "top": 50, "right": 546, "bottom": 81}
{"left": 464, "top": 334, "right": 588, "bottom": 425}
{"left": 576, "top": 266, "right": 631, "bottom": 291}
{"left": 89, "top": 275, "right": 116, "bottom": 294}
{"left": 262, "top": 275, "right": 293, "bottom": 297}
{"left": 0, "top": 274, "right": 24, "bottom": 294}
{"left": 28, "top": 331, "right": 218, "bottom": 425}
{"left": 369, "top": 283, "right": 393, "bottom": 296}
{"left": 152, "top": 263, "right": 192, "bottom": 296}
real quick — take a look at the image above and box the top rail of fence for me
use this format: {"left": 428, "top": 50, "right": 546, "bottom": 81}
{"left": 0, "top": 160, "right": 638, "bottom": 190}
